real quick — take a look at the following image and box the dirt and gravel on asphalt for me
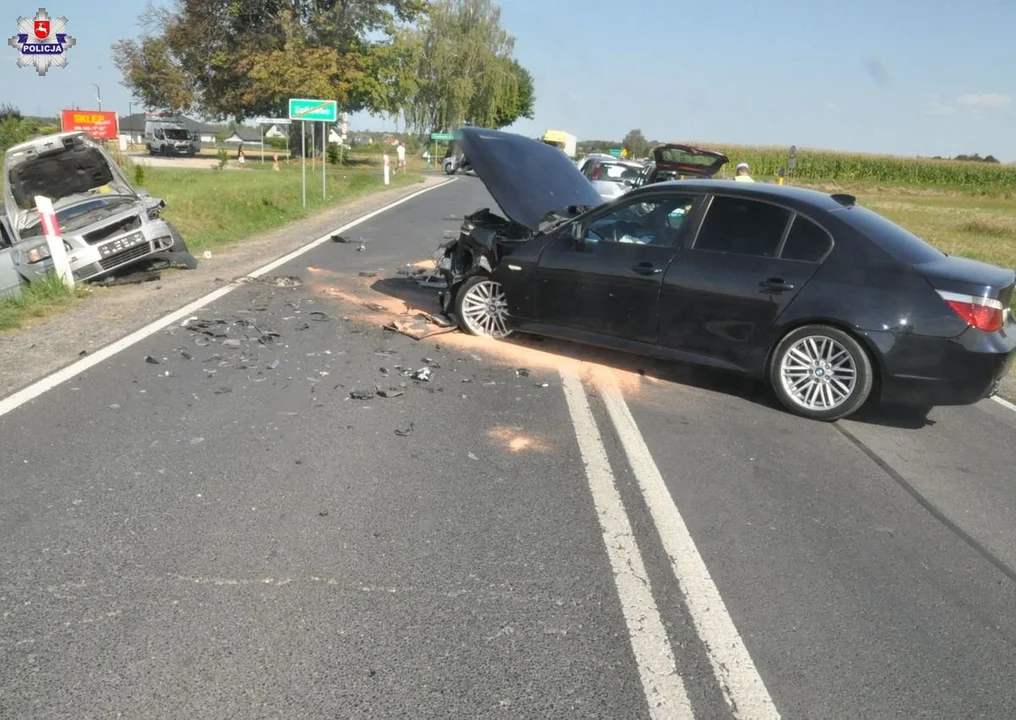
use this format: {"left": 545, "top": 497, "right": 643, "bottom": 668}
{"left": 0, "top": 175, "right": 449, "bottom": 400}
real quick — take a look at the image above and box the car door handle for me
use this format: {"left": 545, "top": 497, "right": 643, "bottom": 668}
{"left": 631, "top": 263, "right": 662, "bottom": 275}
{"left": 759, "top": 277, "right": 794, "bottom": 292}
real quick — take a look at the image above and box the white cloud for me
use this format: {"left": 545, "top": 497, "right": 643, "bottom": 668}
{"left": 955, "top": 93, "right": 1012, "bottom": 108}
{"left": 922, "top": 94, "right": 954, "bottom": 116}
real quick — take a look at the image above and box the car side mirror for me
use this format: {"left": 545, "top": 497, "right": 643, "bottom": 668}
{"left": 570, "top": 221, "right": 585, "bottom": 246}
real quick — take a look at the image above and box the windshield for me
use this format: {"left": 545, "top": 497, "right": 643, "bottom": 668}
{"left": 595, "top": 163, "right": 641, "bottom": 185}
{"left": 164, "top": 128, "right": 190, "bottom": 140}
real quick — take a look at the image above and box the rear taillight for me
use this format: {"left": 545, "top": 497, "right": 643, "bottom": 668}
{"left": 937, "top": 290, "right": 1006, "bottom": 332}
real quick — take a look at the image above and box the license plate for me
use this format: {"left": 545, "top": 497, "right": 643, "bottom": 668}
{"left": 99, "top": 232, "right": 147, "bottom": 258}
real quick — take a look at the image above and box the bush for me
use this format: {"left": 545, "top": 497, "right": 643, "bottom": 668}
{"left": 327, "top": 142, "right": 341, "bottom": 165}
{"left": 133, "top": 163, "right": 145, "bottom": 187}
{"left": 216, "top": 148, "right": 229, "bottom": 170}
{"left": 266, "top": 136, "right": 287, "bottom": 150}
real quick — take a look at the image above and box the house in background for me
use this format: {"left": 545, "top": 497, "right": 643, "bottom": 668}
{"left": 222, "top": 130, "right": 263, "bottom": 147}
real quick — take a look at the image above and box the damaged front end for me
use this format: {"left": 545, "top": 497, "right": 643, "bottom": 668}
{"left": 434, "top": 207, "right": 535, "bottom": 315}
{"left": 3, "top": 131, "right": 197, "bottom": 285}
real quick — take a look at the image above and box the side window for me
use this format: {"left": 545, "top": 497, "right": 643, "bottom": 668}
{"left": 581, "top": 161, "right": 597, "bottom": 179}
{"left": 781, "top": 215, "right": 833, "bottom": 262}
{"left": 155, "top": 129, "right": 164, "bottom": 140}
{"left": 584, "top": 195, "right": 698, "bottom": 247}
{"left": 693, "top": 196, "right": 791, "bottom": 257}
{"left": 0, "top": 219, "right": 10, "bottom": 248}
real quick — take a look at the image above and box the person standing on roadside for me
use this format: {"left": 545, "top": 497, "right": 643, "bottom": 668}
{"left": 734, "top": 162, "right": 754, "bottom": 182}
{"left": 396, "top": 140, "right": 407, "bottom": 173}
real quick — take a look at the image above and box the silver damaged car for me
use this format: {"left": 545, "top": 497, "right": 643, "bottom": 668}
{"left": 3, "top": 131, "right": 196, "bottom": 284}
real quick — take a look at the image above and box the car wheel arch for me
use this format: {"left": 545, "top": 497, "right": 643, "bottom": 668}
{"left": 764, "top": 317, "right": 885, "bottom": 394}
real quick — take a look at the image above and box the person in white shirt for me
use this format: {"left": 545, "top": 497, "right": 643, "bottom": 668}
{"left": 396, "top": 141, "right": 406, "bottom": 173}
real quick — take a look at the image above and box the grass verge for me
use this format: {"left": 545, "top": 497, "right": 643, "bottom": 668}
{"left": 140, "top": 164, "right": 423, "bottom": 253}
{"left": 0, "top": 272, "right": 90, "bottom": 332}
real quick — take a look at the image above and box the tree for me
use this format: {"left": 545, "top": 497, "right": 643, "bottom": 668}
{"left": 622, "top": 128, "right": 649, "bottom": 159}
{"left": 402, "top": 0, "right": 535, "bottom": 132}
{"left": 112, "top": 35, "right": 196, "bottom": 113}
{"left": 112, "top": 0, "right": 427, "bottom": 121}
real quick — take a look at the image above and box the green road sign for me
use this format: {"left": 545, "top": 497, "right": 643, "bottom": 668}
{"left": 430, "top": 132, "right": 455, "bottom": 141}
{"left": 288, "top": 98, "right": 338, "bottom": 122}
{"left": 609, "top": 148, "right": 622, "bottom": 157}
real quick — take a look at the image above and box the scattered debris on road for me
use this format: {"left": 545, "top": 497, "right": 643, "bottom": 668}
{"left": 358, "top": 271, "right": 378, "bottom": 278}
{"left": 411, "top": 367, "right": 432, "bottom": 382}
{"left": 395, "top": 423, "right": 414, "bottom": 437}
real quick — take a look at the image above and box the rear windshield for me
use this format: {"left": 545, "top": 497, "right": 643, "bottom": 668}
{"left": 597, "top": 163, "right": 640, "bottom": 184}
{"left": 833, "top": 205, "right": 946, "bottom": 264}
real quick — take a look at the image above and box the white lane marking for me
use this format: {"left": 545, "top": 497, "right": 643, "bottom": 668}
{"left": 0, "top": 179, "right": 455, "bottom": 420}
{"left": 559, "top": 370, "right": 694, "bottom": 720}
{"left": 991, "top": 395, "right": 1016, "bottom": 413}
{"left": 595, "top": 372, "right": 781, "bottom": 720}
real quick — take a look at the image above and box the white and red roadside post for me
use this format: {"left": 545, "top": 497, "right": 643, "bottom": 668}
{"left": 33, "top": 195, "right": 74, "bottom": 288}
{"left": 383, "top": 152, "right": 390, "bottom": 185}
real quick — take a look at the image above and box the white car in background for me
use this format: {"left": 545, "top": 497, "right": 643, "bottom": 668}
{"left": 575, "top": 155, "right": 643, "bottom": 202}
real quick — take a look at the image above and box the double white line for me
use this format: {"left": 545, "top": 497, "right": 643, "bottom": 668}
{"left": 561, "top": 369, "right": 780, "bottom": 720}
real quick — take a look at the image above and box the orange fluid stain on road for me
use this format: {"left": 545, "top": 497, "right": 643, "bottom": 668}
{"left": 308, "top": 268, "right": 652, "bottom": 398}
{"left": 487, "top": 425, "right": 551, "bottom": 453}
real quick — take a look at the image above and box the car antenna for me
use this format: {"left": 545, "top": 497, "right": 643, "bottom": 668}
{"left": 830, "top": 193, "right": 856, "bottom": 207}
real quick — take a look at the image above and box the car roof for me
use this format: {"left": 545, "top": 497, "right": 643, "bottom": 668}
{"left": 630, "top": 179, "right": 849, "bottom": 211}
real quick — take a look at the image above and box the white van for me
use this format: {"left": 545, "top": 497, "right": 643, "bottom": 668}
{"left": 144, "top": 115, "right": 199, "bottom": 156}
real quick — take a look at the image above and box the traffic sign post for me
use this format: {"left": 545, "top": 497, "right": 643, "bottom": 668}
{"left": 788, "top": 145, "right": 797, "bottom": 174}
{"left": 289, "top": 99, "right": 339, "bottom": 207}
{"left": 321, "top": 121, "right": 326, "bottom": 200}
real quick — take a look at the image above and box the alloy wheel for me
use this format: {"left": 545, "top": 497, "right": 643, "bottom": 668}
{"left": 459, "top": 278, "right": 512, "bottom": 339}
{"left": 778, "top": 335, "right": 858, "bottom": 411}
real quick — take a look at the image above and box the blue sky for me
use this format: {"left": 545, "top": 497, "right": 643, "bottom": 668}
{"left": 3, "top": 0, "right": 1014, "bottom": 160}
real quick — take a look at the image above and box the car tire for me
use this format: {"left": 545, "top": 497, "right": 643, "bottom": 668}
{"left": 453, "top": 274, "right": 513, "bottom": 339}
{"left": 166, "top": 223, "right": 199, "bottom": 269}
{"left": 769, "top": 324, "right": 873, "bottom": 421}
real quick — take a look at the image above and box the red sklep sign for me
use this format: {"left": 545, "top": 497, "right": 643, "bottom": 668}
{"left": 60, "top": 110, "right": 119, "bottom": 140}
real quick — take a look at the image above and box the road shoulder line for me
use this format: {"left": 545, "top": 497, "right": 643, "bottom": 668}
{"left": 594, "top": 372, "right": 781, "bottom": 720}
{"left": 559, "top": 369, "right": 694, "bottom": 719}
{"left": 0, "top": 179, "right": 453, "bottom": 420}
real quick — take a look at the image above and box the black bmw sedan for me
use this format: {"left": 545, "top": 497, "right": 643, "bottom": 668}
{"left": 438, "top": 127, "right": 1016, "bottom": 422}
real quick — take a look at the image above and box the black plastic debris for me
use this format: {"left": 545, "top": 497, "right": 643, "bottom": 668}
{"left": 95, "top": 269, "right": 162, "bottom": 287}
{"left": 180, "top": 350, "right": 193, "bottom": 360}
{"left": 319, "top": 510, "right": 329, "bottom": 516}
{"left": 350, "top": 389, "right": 375, "bottom": 400}
{"left": 214, "top": 387, "right": 232, "bottom": 395}
{"left": 78, "top": 350, "right": 87, "bottom": 356}
{"left": 145, "top": 355, "right": 161, "bottom": 365}
{"left": 295, "top": 322, "right": 310, "bottom": 331}
{"left": 358, "top": 271, "right": 378, "bottom": 278}
{"left": 308, "top": 311, "right": 329, "bottom": 322}
{"left": 378, "top": 388, "right": 404, "bottom": 399}
{"left": 242, "top": 275, "right": 303, "bottom": 288}
{"left": 516, "top": 368, "right": 531, "bottom": 377}
{"left": 410, "top": 367, "right": 432, "bottom": 382}
{"left": 331, "top": 234, "right": 351, "bottom": 243}
{"left": 395, "top": 423, "right": 414, "bottom": 437}
{"left": 379, "top": 367, "right": 389, "bottom": 375}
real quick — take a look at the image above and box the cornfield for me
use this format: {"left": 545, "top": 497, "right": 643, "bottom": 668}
{"left": 683, "top": 143, "right": 1016, "bottom": 193}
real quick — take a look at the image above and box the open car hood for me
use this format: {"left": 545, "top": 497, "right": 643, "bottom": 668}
{"left": 651, "top": 143, "right": 729, "bottom": 177}
{"left": 456, "top": 127, "right": 603, "bottom": 233}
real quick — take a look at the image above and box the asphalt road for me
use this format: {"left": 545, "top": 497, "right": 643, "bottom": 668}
{"left": 3, "top": 176, "right": 1016, "bottom": 719}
